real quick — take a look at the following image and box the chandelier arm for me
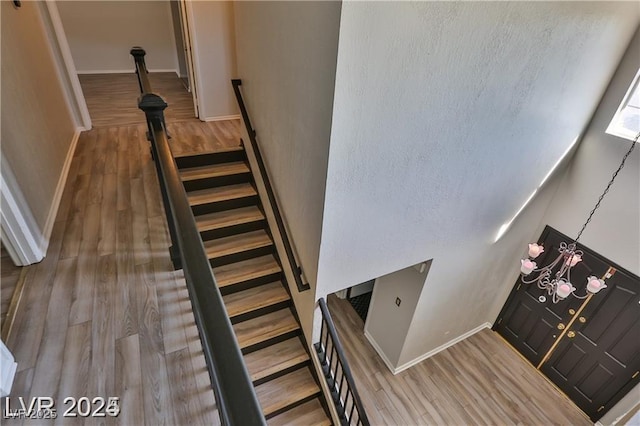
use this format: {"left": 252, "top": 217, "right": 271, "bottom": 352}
{"left": 574, "top": 132, "right": 639, "bottom": 243}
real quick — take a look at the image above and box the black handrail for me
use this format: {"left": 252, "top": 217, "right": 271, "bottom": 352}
{"left": 315, "top": 298, "right": 370, "bottom": 426}
{"left": 131, "top": 48, "right": 265, "bottom": 426}
{"left": 231, "top": 79, "right": 310, "bottom": 292}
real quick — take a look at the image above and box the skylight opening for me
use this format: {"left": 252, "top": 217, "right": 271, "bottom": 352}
{"left": 606, "top": 68, "right": 640, "bottom": 141}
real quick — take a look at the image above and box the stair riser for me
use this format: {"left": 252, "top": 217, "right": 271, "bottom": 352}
{"left": 219, "top": 272, "right": 283, "bottom": 296}
{"left": 242, "top": 329, "right": 301, "bottom": 356}
{"left": 265, "top": 391, "right": 323, "bottom": 421}
{"left": 176, "top": 150, "right": 245, "bottom": 168}
{"left": 210, "top": 246, "right": 275, "bottom": 268}
{"left": 200, "top": 220, "right": 267, "bottom": 241}
{"left": 183, "top": 173, "right": 251, "bottom": 192}
{"left": 253, "top": 361, "right": 311, "bottom": 387}
{"left": 230, "top": 300, "right": 292, "bottom": 325}
{"left": 191, "top": 196, "right": 259, "bottom": 216}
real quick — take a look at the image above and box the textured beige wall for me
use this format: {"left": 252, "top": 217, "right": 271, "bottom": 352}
{"left": 57, "top": 0, "right": 178, "bottom": 72}
{"left": 1, "top": 0, "right": 76, "bottom": 235}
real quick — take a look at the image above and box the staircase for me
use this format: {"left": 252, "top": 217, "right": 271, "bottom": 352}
{"left": 175, "top": 145, "right": 331, "bottom": 425}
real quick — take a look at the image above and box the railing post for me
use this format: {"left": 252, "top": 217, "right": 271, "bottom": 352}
{"left": 130, "top": 46, "right": 147, "bottom": 94}
{"left": 138, "top": 93, "right": 181, "bottom": 270}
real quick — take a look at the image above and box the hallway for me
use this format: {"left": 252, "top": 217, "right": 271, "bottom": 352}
{"left": 3, "top": 119, "right": 240, "bottom": 425}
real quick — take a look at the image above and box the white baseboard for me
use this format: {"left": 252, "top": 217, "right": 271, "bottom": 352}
{"left": 365, "top": 322, "right": 492, "bottom": 375}
{"left": 77, "top": 69, "right": 178, "bottom": 75}
{"left": 202, "top": 114, "right": 241, "bottom": 122}
{"left": 394, "top": 322, "right": 493, "bottom": 374}
{"left": 364, "top": 329, "right": 399, "bottom": 374}
{"left": 0, "top": 340, "right": 17, "bottom": 397}
{"left": 39, "top": 128, "right": 82, "bottom": 254}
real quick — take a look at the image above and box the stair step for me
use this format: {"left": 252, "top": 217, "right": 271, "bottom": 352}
{"left": 180, "top": 161, "right": 250, "bottom": 181}
{"left": 187, "top": 183, "right": 256, "bottom": 207}
{"left": 233, "top": 309, "right": 299, "bottom": 349}
{"left": 213, "top": 255, "right": 281, "bottom": 288}
{"left": 244, "top": 337, "right": 308, "bottom": 382}
{"left": 204, "top": 230, "right": 273, "bottom": 260}
{"left": 268, "top": 399, "right": 331, "bottom": 426}
{"left": 174, "top": 146, "right": 245, "bottom": 169}
{"left": 223, "top": 282, "right": 290, "bottom": 319}
{"left": 256, "top": 368, "right": 321, "bottom": 417}
{"left": 195, "top": 206, "right": 265, "bottom": 233}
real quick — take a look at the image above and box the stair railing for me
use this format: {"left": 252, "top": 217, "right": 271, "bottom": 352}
{"left": 231, "top": 79, "right": 310, "bottom": 292}
{"left": 316, "top": 298, "right": 370, "bottom": 426}
{"left": 130, "top": 47, "right": 265, "bottom": 426}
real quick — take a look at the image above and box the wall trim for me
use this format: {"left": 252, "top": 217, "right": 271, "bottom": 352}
{"left": 0, "top": 168, "right": 43, "bottom": 266}
{"left": 39, "top": 128, "right": 82, "bottom": 254}
{"left": 365, "top": 322, "right": 492, "bottom": 375}
{"left": 0, "top": 340, "right": 17, "bottom": 397}
{"left": 76, "top": 68, "right": 179, "bottom": 75}
{"left": 395, "top": 322, "right": 493, "bottom": 374}
{"left": 42, "top": 1, "right": 92, "bottom": 130}
{"left": 363, "top": 329, "right": 399, "bottom": 374}
{"left": 202, "top": 114, "right": 241, "bottom": 122}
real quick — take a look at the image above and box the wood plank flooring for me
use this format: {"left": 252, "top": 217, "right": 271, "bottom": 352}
{"left": 2, "top": 119, "right": 242, "bottom": 425}
{"left": 79, "top": 72, "right": 195, "bottom": 127}
{"left": 327, "top": 295, "right": 592, "bottom": 425}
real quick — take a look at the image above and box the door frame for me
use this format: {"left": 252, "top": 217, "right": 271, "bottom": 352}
{"left": 42, "top": 0, "right": 92, "bottom": 130}
{"left": 181, "top": 0, "right": 200, "bottom": 118}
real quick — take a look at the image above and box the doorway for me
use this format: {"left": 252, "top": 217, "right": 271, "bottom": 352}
{"left": 495, "top": 226, "right": 640, "bottom": 421}
{"left": 346, "top": 280, "right": 374, "bottom": 322}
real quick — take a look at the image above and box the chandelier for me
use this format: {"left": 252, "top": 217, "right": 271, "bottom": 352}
{"left": 520, "top": 132, "right": 639, "bottom": 303}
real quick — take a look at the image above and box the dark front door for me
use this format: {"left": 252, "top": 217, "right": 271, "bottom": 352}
{"left": 495, "top": 226, "right": 640, "bottom": 421}
{"left": 541, "top": 267, "right": 640, "bottom": 420}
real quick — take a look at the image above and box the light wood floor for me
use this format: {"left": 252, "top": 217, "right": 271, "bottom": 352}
{"left": 328, "top": 295, "right": 591, "bottom": 425}
{"left": 3, "top": 119, "right": 242, "bottom": 425}
{"left": 79, "top": 72, "right": 195, "bottom": 127}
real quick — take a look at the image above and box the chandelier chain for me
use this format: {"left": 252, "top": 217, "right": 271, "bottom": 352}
{"left": 574, "top": 132, "right": 640, "bottom": 243}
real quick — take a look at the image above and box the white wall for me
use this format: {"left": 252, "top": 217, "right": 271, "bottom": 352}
{"left": 188, "top": 1, "right": 238, "bottom": 120}
{"left": 365, "top": 262, "right": 430, "bottom": 369}
{"left": 57, "top": 1, "right": 178, "bottom": 73}
{"left": 1, "top": 0, "right": 78, "bottom": 256}
{"left": 233, "top": 1, "right": 342, "bottom": 333}
{"left": 534, "top": 27, "right": 640, "bottom": 426}
{"left": 316, "top": 2, "right": 640, "bottom": 367}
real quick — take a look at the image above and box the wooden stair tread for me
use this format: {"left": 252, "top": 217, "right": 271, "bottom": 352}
{"left": 223, "top": 282, "right": 290, "bottom": 319}
{"left": 256, "top": 368, "right": 320, "bottom": 417}
{"left": 180, "top": 161, "right": 250, "bottom": 181}
{"left": 174, "top": 145, "right": 243, "bottom": 158}
{"left": 244, "top": 337, "right": 308, "bottom": 382}
{"left": 233, "top": 309, "right": 299, "bottom": 349}
{"left": 195, "top": 206, "right": 265, "bottom": 232}
{"left": 204, "top": 230, "right": 272, "bottom": 260}
{"left": 213, "top": 255, "right": 281, "bottom": 288}
{"left": 267, "top": 399, "right": 331, "bottom": 426}
{"left": 187, "top": 183, "right": 256, "bottom": 206}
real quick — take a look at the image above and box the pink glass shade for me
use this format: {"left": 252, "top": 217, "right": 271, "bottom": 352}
{"left": 520, "top": 259, "right": 536, "bottom": 275}
{"left": 565, "top": 254, "right": 582, "bottom": 267}
{"left": 556, "top": 280, "right": 575, "bottom": 299}
{"left": 528, "top": 243, "right": 544, "bottom": 258}
{"left": 586, "top": 276, "right": 607, "bottom": 294}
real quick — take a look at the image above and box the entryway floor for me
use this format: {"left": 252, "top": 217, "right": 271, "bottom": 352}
{"left": 328, "top": 294, "right": 591, "bottom": 425}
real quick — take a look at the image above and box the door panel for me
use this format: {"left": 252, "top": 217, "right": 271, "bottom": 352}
{"left": 496, "top": 227, "right": 587, "bottom": 365}
{"left": 542, "top": 268, "right": 640, "bottom": 421}
{"left": 495, "top": 226, "right": 640, "bottom": 421}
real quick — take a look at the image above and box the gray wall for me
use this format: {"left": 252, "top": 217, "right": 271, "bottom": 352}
{"left": 233, "top": 1, "right": 342, "bottom": 330}
{"left": 316, "top": 2, "right": 639, "bottom": 367}
{"left": 169, "top": 0, "right": 188, "bottom": 78}
{"left": 534, "top": 28, "right": 640, "bottom": 426}
{"left": 1, "top": 0, "right": 76, "bottom": 235}
{"left": 365, "top": 262, "right": 430, "bottom": 368}
{"left": 57, "top": 1, "right": 178, "bottom": 73}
